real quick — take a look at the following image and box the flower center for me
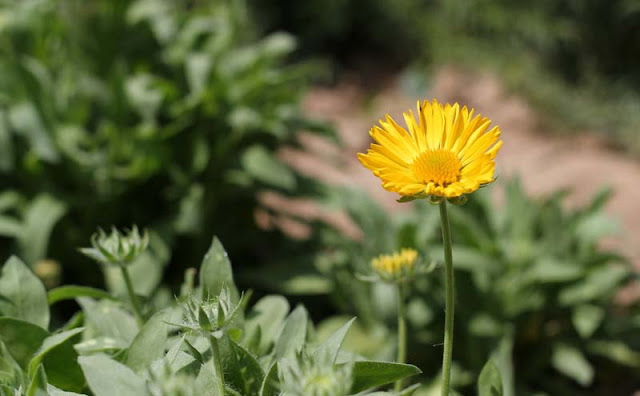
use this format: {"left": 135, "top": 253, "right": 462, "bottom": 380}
{"left": 410, "top": 149, "right": 461, "bottom": 186}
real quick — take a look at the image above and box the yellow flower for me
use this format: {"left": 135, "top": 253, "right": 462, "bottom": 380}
{"left": 371, "top": 248, "right": 418, "bottom": 282}
{"left": 357, "top": 99, "right": 502, "bottom": 199}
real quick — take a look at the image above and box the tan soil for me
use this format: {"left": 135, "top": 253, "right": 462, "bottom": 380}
{"left": 266, "top": 66, "right": 640, "bottom": 276}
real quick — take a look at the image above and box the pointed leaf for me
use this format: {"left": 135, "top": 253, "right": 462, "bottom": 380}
{"left": 77, "top": 298, "right": 138, "bottom": 344}
{"left": 0, "top": 256, "right": 49, "bottom": 329}
{"left": 28, "top": 327, "right": 85, "bottom": 392}
{"left": 228, "top": 340, "right": 264, "bottom": 395}
{"left": 126, "top": 311, "right": 168, "bottom": 372}
{"left": 350, "top": 361, "right": 422, "bottom": 393}
{"left": 200, "top": 237, "right": 239, "bottom": 302}
{"left": 48, "top": 286, "right": 116, "bottom": 305}
{"left": 47, "top": 384, "right": 87, "bottom": 396}
{"left": 313, "top": 317, "right": 355, "bottom": 363}
{"left": 274, "top": 305, "right": 308, "bottom": 359}
{"left": 478, "top": 360, "right": 503, "bottom": 396}
{"left": 18, "top": 195, "right": 66, "bottom": 265}
{"left": 0, "top": 317, "right": 48, "bottom": 368}
{"left": 244, "top": 295, "right": 289, "bottom": 354}
{"left": 26, "top": 363, "right": 48, "bottom": 396}
{"left": 551, "top": 344, "right": 594, "bottom": 386}
{"left": 259, "top": 362, "right": 279, "bottom": 396}
{"left": 572, "top": 305, "right": 604, "bottom": 339}
{"left": 79, "top": 355, "right": 150, "bottom": 396}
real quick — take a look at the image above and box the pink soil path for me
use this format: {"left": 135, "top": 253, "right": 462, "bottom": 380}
{"left": 274, "top": 66, "right": 640, "bottom": 275}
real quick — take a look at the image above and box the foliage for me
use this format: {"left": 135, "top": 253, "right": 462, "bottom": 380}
{"left": 0, "top": 0, "right": 330, "bottom": 285}
{"left": 250, "top": 0, "right": 424, "bottom": 67}
{"left": 0, "top": 237, "right": 422, "bottom": 395}
{"left": 253, "top": 0, "right": 640, "bottom": 154}
{"left": 254, "top": 180, "right": 640, "bottom": 395}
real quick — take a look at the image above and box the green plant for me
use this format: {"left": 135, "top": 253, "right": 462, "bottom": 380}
{"left": 0, "top": 235, "right": 423, "bottom": 395}
{"left": 0, "top": 0, "right": 331, "bottom": 286}
{"left": 254, "top": 180, "right": 640, "bottom": 395}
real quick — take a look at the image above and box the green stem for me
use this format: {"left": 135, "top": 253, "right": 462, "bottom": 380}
{"left": 395, "top": 283, "right": 407, "bottom": 392}
{"left": 209, "top": 335, "right": 226, "bottom": 396}
{"left": 119, "top": 265, "right": 144, "bottom": 326}
{"left": 439, "top": 201, "right": 455, "bottom": 396}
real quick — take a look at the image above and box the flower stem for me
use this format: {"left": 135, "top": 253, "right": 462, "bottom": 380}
{"left": 209, "top": 335, "right": 226, "bottom": 396}
{"left": 119, "top": 265, "right": 144, "bottom": 326}
{"left": 439, "top": 200, "right": 455, "bottom": 396}
{"left": 394, "top": 283, "right": 407, "bottom": 392}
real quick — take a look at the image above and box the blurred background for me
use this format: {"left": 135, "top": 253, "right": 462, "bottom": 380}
{"left": 1, "top": 0, "right": 640, "bottom": 395}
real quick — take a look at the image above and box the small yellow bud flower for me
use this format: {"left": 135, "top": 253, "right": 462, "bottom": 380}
{"left": 371, "top": 248, "right": 419, "bottom": 283}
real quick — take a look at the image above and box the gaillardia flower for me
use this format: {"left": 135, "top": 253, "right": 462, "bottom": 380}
{"left": 357, "top": 99, "right": 502, "bottom": 199}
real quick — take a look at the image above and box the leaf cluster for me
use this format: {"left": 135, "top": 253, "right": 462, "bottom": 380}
{"left": 0, "top": 237, "right": 422, "bottom": 395}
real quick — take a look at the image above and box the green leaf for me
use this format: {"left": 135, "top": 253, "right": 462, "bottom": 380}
{"left": 0, "top": 216, "right": 21, "bottom": 237}
{"left": 551, "top": 344, "right": 594, "bottom": 386}
{"left": 18, "top": 195, "right": 66, "bottom": 265}
{"left": 587, "top": 340, "right": 640, "bottom": 368}
{"left": 200, "top": 237, "right": 239, "bottom": 303}
{"left": 77, "top": 298, "right": 138, "bottom": 345}
{"left": 79, "top": 355, "right": 150, "bottom": 396}
{"left": 350, "top": 361, "right": 422, "bottom": 393}
{"left": 397, "top": 196, "right": 418, "bottom": 203}
{"left": 194, "top": 360, "right": 220, "bottom": 396}
{"left": 228, "top": 340, "right": 264, "bottom": 395}
{"left": 48, "top": 286, "right": 116, "bottom": 305}
{"left": 26, "top": 363, "right": 47, "bottom": 396}
{"left": 244, "top": 295, "right": 289, "bottom": 354}
{"left": 478, "top": 360, "right": 503, "bottom": 396}
{"left": 125, "top": 74, "right": 163, "bottom": 121}
{"left": 558, "top": 266, "right": 628, "bottom": 306}
{"left": 469, "top": 314, "right": 502, "bottom": 337}
{"left": 0, "top": 110, "right": 14, "bottom": 171}
{"left": 274, "top": 305, "right": 308, "bottom": 359}
{"left": 0, "top": 256, "right": 49, "bottom": 329}
{"left": 185, "top": 52, "right": 213, "bottom": 96}
{"left": 240, "top": 146, "right": 296, "bottom": 191}
{"left": 260, "top": 32, "right": 296, "bottom": 58}
{"left": 490, "top": 332, "right": 515, "bottom": 396}
{"left": 28, "top": 328, "right": 85, "bottom": 392}
{"left": 46, "top": 385, "right": 87, "bottom": 396}
{"left": 525, "top": 258, "right": 583, "bottom": 283}
{"left": 8, "top": 102, "right": 58, "bottom": 163}
{"left": 126, "top": 310, "right": 168, "bottom": 372}
{"left": 574, "top": 212, "right": 619, "bottom": 246}
{"left": 0, "top": 317, "right": 48, "bottom": 368}
{"left": 278, "top": 274, "right": 333, "bottom": 295}
{"left": 313, "top": 317, "right": 355, "bottom": 364}
{"left": 259, "top": 362, "right": 279, "bottom": 396}
{"left": 572, "top": 305, "right": 604, "bottom": 339}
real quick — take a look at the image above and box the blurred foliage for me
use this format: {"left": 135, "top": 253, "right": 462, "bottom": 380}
{"left": 253, "top": 0, "right": 640, "bottom": 154}
{"left": 250, "top": 0, "right": 423, "bottom": 67}
{"left": 0, "top": 0, "right": 331, "bottom": 285}
{"left": 254, "top": 180, "right": 640, "bottom": 395}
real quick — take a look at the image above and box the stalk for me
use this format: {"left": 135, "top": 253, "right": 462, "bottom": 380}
{"left": 120, "top": 265, "right": 144, "bottom": 326}
{"left": 439, "top": 201, "right": 455, "bottom": 396}
{"left": 394, "top": 283, "right": 407, "bottom": 392}
{"left": 209, "top": 335, "right": 226, "bottom": 396}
